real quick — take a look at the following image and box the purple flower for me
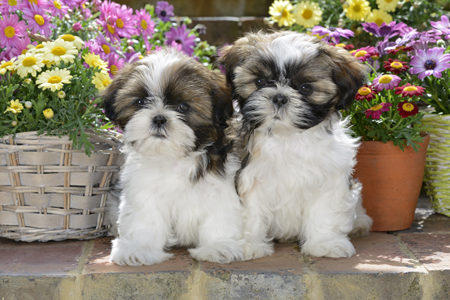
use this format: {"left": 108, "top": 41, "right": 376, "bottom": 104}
{"left": 165, "top": 24, "right": 195, "bottom": 56}
{"left": 385, "top": 29, "right": 420, "bottom": 52}
{"left": 124, "top": 51, "right": 141, "bottom": 64}
{"left": 311, "top": 25, "right": 353, "bottom": 43}
{"left": 376, "top": 40, "right": 396, "bottom": 57}
{"left": 431, "top": 15, "right": 450, "bottom": 38}
{"left": 22, "top": 5, "right": 55, "bottom": 37}
{"left": 156, "top": 1, "right": 174, "bottom": 22}
{"left": 410, "top": 48, "right": 450, "bottom": 80}
{"left": 362, "top": 21, "right": 403, "bottom": 40}
{"left": 372, "top": 74, "right": 402, "bottom": 91}
{"left": 95, "top": 32, "right": 117, "bottom": 59}
{"left": 0, "top": 13, "right": 27, "bottom": 48}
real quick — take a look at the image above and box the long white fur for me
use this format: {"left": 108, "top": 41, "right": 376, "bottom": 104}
{"left": 109, "top": 51, "right": 245, "bottom": 266}
{"left": 240, "top": 115, "right": 372, "bottom": 259}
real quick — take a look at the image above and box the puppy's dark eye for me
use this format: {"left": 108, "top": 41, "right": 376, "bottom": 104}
{"left": 135, "top": 99, "right": 146, "bottom": 108}
{"left": 299, "top": 84, "right": 313, "bottom": 95}
{"left": 255, "top": 78, "right": 267, "bottom": 88}
{"left": 177, "top": 103, "right": 190, "bottom": 113}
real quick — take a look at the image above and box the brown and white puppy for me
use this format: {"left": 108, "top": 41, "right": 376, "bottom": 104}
{"left": 103, "top": 48, "right": 245, "bottom": 266}
{"left": 219, "top": 31, "right": 372, "bottom": 259}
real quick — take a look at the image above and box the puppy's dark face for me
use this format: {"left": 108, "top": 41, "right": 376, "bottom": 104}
{"left": 219, "top": 32, "right": 368, "bottom": 134}
{"left": 102, "top": 49, "right": 232, "bottom": 158}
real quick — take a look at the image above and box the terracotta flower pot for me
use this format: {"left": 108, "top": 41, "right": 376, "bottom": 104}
{"left": 353, "top": 135, "right": 430, "bottom": 231}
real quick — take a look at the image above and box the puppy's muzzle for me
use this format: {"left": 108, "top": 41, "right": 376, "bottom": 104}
{"left": 153, "top": 115, "right": 167, "bottom": 128}
{"left": 273, "top": 94, "right": 288, "bottom": 108}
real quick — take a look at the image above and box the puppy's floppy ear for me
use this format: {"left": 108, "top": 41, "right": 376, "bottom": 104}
{"left": 324, "top": 46, "right": 369, "bottom": 110}
{"left": 101, "top": 63, "right": 135, "bottom": 123}
{"left": 216, "top": 37, "right": 253, "bottom": 87}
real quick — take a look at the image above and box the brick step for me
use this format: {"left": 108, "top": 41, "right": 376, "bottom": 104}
{"left": 1, "top": 196, "right": 449, "bottom": 300}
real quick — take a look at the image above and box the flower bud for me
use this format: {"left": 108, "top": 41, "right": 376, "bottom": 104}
{"left": 43, "top": 108, "right": 54, "bottom": 119}
{"left": 12, "top": 121, "right": 17, "bottom": 127}
{"left": 397, "top": 3, "right": 403, "bottom": 9}
{"left": 127, "top": 46, "right": 134, "bottom": 53}
{"left": 184, "top": 17, "right": 192, "bottom": 25}
{"left": 57, "top": 91, "right": 66, "bottom": 99}
{"left": 24, "top": 78, "right": 32, "bottom": 84}
{"left": 25, "top": 101, "right": 32, "bottom": 108}
{"left": 413, "top": 2, "right": 419, "bottom": 8}
{"left": 64, "top": 14, "right": 71, "bottom": 20}
{"left": 78, "top": 14, "right": 84, "bottom": 21}
{"left": 127, "top": 39, "right": 134, "bottom": 46}
{"left": 72, "top": 22, "right": 82, "bottom": 32}
{"left": 67, "top": 8, "right": 72, "bottom": 13}
{"left": 105, "top": 37, "right": 111, "bottom": 43}
{"left": 87, "top": 25, "right": 94, "bottom": 32}
{"left": 356, "top": 27, "right": 363, "bottom": 35}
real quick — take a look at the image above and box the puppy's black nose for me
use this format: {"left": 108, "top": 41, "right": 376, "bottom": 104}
{"left": 153, "top": 115, "right": 167, "bottom": 127}
{"left": 273, "top": 94, "right": 288, "bottom": 107}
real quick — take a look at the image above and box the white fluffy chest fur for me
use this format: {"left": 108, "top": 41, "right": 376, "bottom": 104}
{"left": 238, "top": 119, "right": 359, "bottom": 240}
{"left": 119, "top": 150, "right": 242, "bottom": 247}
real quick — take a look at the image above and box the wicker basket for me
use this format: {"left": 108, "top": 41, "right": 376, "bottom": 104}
{"left": 422, "top": 113, "right": 450, "bottom": 217}
{"left": 0, "top": 131, "right": 122, "bottom": 242}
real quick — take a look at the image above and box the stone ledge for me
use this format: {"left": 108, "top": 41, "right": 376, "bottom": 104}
{"left": 1, "top": 196, "right": 449, "bottom": 299}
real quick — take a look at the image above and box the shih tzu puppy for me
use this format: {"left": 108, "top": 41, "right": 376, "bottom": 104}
{"left": 218, "top": 31, "right": 372, "bottom": 259}
{"left": 102, "top": 48, "right": 245, "bottom": 266}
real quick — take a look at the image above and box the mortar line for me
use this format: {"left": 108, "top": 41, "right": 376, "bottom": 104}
{"left": 69, "top": 240, "right": 95, "bottom": 276}
{"left": 394, "top": 235, "right": 429, "bottom": 274}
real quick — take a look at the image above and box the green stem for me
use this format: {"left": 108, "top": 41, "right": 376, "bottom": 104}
{"left": 389, "top": 118, "right": 405, "bottom": 131}
{"left": 364, "top": 61, "right": 378, "bottom": 75}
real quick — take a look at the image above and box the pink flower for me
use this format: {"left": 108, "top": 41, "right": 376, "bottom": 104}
{"left": 0, "top": 0, "right": 26, "bottom": 14}
{"left": 72, "top": 22, "right": 82, "bottom": 32}
{"left": 23, "top": 0, "right": 46, "bottom": 8}
{"left": 0, "top": 13, "right": 27, "bottom": 48}
{"left": 95, "top": 32, "right": 117, "bottom": 59}
{"left": 99, "top": 1, "right": 137, "bottom": 42}
{"left": 352, "top": 46, "right": 378, "bottom": 62}
{"left": 165, "top": 24, "right": 196, "bottom": 56}
{"left": 372, "top": 74, "right": 402, "bottom": 91}
{"left": 9, "top": 36, "right": 37, "bottom": 57}
{"left": 135, "top": 8, "right": 155, "bottom": 38}
{"left": 61, "top": 0, "right": 81, "bottom": 9}
{"left": 107, "top": 52, "right": 125, "bottom": 78}
{"left": 364, "top": 103, "right": 392, "bottom": 119}
{"left": 410, "top": 48, "right": 450, "bottom": 80}
{"left": 42, "top": 0, "right": 69, "bottom": 19}
{"left": 23, "top": 5, "right": 55, "bottom": 37}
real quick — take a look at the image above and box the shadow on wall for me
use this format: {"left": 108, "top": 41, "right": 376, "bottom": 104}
{"left": 116, "top": 0, "right": 274, "bottom": 46}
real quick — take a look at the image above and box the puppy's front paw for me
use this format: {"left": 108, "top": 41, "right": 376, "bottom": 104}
{"left": 243, "top": 241, "right": 274, "bottom": 261}
{"left": 301, "top": 238, "right": 356, "bottom": 258}
{"left": 349, "top": 214, "right": 373, "bottom": 239}
{"left": 189, "top": 242, "right": 244, "bottom": 264}
{"left": 110, "top": 238, "right": 173, "bottom": 266}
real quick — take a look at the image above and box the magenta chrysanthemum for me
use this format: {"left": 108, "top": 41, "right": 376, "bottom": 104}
{"left": 165, "top": 24, "right": 195, "bottom": 56}
{"left": 0, "top": 14, "right": 27, "bottom": 48}
{"left": 409, "top": 48, "right": 450, "bottom": 80}
{"left": 364, "top": 102, "right": 392, "bottom": 119}
{"left": 42, "top": 0, "right": 69, "bottom": 19}
{"left": 0, "top": 0, "right": 26, "bottom": 14}
{"left": 156, "top": 1, "right": 174, "bottom": 22}
{"left": 22, "top": 5, "right": 55, "bottom": 37}
{"left": 9, "top": 36, "right": 37, "bottom": 57}
{"left": 95, "top": 32, "right": 117, "bottom": 59}
{"left": 352, "top": 46, "right": 378, "bottom": 62}
{"left": 107, "top": 52, "right": 125, "bottom": 78}
{"left": 98, "top": 1, "right": 137, "bottom": 42}
{"left": 135, "top": 8, "right": 155, "bottom": 38}
{"left": 372, "top": 74, "right": 402, "bottom": 91}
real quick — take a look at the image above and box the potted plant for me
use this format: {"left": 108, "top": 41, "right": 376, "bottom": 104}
{"left": 340, "top": 21, "right": 439, "bottom": 231}
{"left": 0, "top": 0, "right": 217, "bottom": 241}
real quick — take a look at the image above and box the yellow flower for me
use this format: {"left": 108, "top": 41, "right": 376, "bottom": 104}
{"left": 36, "top": 68, "right": 73, "bottom": 92}
{"left": 92, "top": 72, "right": 112, "bottom": 92}
{"left": 366, "top": 9, "right": 393, "bottom": 27}
{"left": 4, "top": 99, "right": 24, "bottom": 114}
{"left": 83, "top": 53, "right": 109, "bottom": 74}
{"left": 43, "top": 108, "right": 54, "bottom": 119}
{"left": 269, "top": 0, "right": 295, "bottom": 27}
{"left": 0, "top": 57, "right": 17, "bottom": 75}
{"left": 376, "top": 0, "right": 399, "bottom": 12}
{"left": 14, "top": 52, "right": 45, "bottom": 78}
{"left": 58, "top": 34, "right": 84, "bottom": 50}
{"left": 294, "top": 1, "right": 322, "bottom": 28}
{"left": 42, "top": 39, "right": 78, "bottom": 65}
{"left": 344, "top": 0, "right": 370, "bottom": 21}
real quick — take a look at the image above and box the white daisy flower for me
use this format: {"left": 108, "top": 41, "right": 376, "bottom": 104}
{"left": 14, "top": 52, "right": 45, "bottom": 78}
{"left": 42, "top": 39, "right": 78, "bottom": 65}
{"left": 36, "top": 67, "right": 73, "bottom": 92}
{"left": 58, "top": 34, "right": 84, "bottom": 50}
{"left": 0, "top": 57, "right": 17, "bottom": 75}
